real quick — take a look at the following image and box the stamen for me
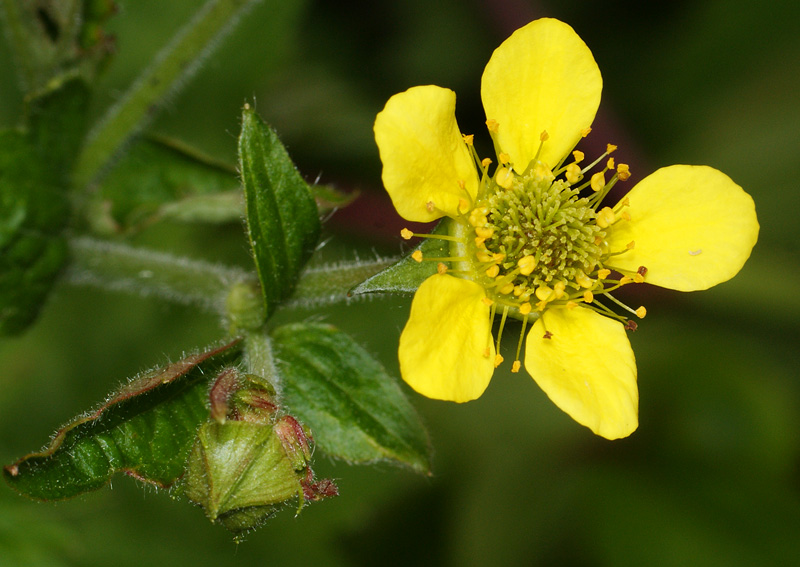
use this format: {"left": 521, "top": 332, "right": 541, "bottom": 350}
{"left": 590, "top": 171, "right": 606, "bottom": 192}
{"left": 635, "top": 306, "right": 647, "bottom": 318}
{"left": 400, "top": 229, "right": 461, "bottom": 242}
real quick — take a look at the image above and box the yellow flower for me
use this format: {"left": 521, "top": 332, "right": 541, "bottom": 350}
{"left": 373, "top": 18, "right": 759, "bottom": 439}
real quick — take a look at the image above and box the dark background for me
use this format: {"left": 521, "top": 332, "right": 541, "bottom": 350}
{"left": 1, "top": 1, "right": 799, "bottom": 565}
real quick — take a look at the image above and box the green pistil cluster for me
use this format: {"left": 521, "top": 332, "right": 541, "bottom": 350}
{"left": 468, "top": 166, "right": 606, "bottom": 307}
{"left": 484, "top": 174, "right": 604, "bottom": 294}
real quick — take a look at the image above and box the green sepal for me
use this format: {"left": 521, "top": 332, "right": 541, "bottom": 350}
{"left": 350, "top": 221, "right": 449, "bottom": 296}
{"left": 3, "top": 340, "right": 242, "bottom": 501}
{"left": 185, "top": 421, "right": 300, "bottom": 532}
{"left": 0, "top": 130, "right": 69, "bottom": 334}
{"left": 238, "top": 106, "right": 321, "bottom": 317}
{"left": 272, "top": 322, "right": 432, "bottom": 475}
{"left": 90, "top": 136, "right": 242, "bottom": 234}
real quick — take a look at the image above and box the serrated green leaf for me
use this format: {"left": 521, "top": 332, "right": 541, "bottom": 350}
{"left": 92, "top": 136, "right": 242, "bottom": 234}
{"left": 239, "top": 107, "right": 321, "bottom": 317}
{"left": 350, "top": 221, "right": 449, "bottom": 295}
{"left": 272, "top": 323, "right": 431, "bottom": 474}
{"left": 3, "top": 340, "right": 241, "bottom": 501}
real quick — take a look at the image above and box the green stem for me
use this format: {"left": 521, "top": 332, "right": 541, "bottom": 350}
{"left": 73, "top": 0, "right": 262, "bottom": 188}
{"left": 65, "top": 236, "right": 253, "bottom": 315}
{"left": 277, "top": 257, "right": 398, "bottom": 312}
{"left": 66, "top": 237, "right": 398, "bottom": 316}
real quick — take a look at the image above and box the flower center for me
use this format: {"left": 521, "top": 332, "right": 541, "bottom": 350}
{"left": 474, "top": 164, "right": 606, "bottom": 304}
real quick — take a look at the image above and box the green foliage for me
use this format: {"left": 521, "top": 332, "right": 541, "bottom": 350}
{"left": 351, "top": 221, "right": 449, "bottom": 296}
{"left": 0, "top": 129, "right": 68, "bottom": 334}
{"left": 3, "top": 341, "right": 241, "bottom": 500}
{"left": 273, "top": 322, "right": 432, "bottom": 474}
{"left": 92, "top": 136, "right": 242, "bottom": 233}
{"left": 239, "top": 106, "right": 321, "bottom": 317}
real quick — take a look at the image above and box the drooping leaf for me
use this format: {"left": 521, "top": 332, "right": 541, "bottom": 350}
{"left": 239, "top": 107, "right": 321, "bottom": 316}
{"left": 272, "top": 323, "right": 432, "bottom": 474}
{"left": 92, "top": 136, "right": 242, "bottom": 234}
{"left": 350, "top": 221, "right": 449, "bottom": 296}
{"left": 0, "top": 130, "right": 69, "bottom": 335}
{"left": 3, "top": 340, "right": 242, "bottom": 501}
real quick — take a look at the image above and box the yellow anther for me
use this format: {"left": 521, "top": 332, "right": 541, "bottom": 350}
{"left": 469, "top": 211, "right": 488, "bottom": 227}
{"left": 606, "top": 143, "right": 618, "bottom": 154}
{"left": 620, "top": 275, "right": 632, "bottom": 285}
{"left": 400, "top": 228, "right": 414, "bottom": 240}
{"left": 476, "top": 251, "right": 494, "bottom": 263}
{"left": 621, "top": 211, "right": 631, "bottom": 221}
{"left": 411, "top": 250, "right": 423, "bottom": 262}
{"left": 486, "top": 119, "right": 499, "bottom": 133}
{"left": 553, "top": 281, "right": 566, "bottom": 299}
{"left": 517, "top": 255, "right": 537, "bottom": 275}
{"left": 572, "top": 150, "right": 584, "bottom": 163}
{"left": 513, "top": 285, "right": 523, "bottom": 297}
{"left": 595, "top": 206, "right": 616, "bottom": 228}
{"left": 626, "top": 240, "right": 636, "bottom": 250}
{"left": 457, "top": 179, "right": 466, "bottom": 190}
{"left": 426, "top": 201, "right": 435, "bottom": 213}
{"left": 492, "top": 252, "right": 505, "bottom": 263}
{"left": 617, "top": 163, "right": 631, "bottom": 181}
{"left": 618, "top": 196, "right": 630, "bottom": 207}
{"left": 633, "top": 273, "right": 645, "bottom": 283}
{"left": 575, "top": 270, "right": 593, "bottom": 288}
{"left": 481, "top": 157, "right": 493, "bottom": 168}
{"left": 481, "top": 297, "right": 494, "bottom": 306}
{"left": 566, "top": 163, "right": 582, "bottom": 184}
{"left": 581, "top": 127, "right": 592, "bottom": 137}
{"left": 594, "top": 236, "right": 604, "bottom": 245}
{"left": 636, "top": 306, "right": 647, "bottom": 318}
{"left": 598, "top": 269, "right": 611, "bottom": 279}
{"left": 474, "top": 237, "right": 486, "bottom": 247}
{"left": 462, "top": 134, "right": 474, "bottom": 145}
{"left": 535, "top": 284, "right": 553, "bottom": 302}
{"left": 495, "top": 167, "right": 513, "bottom": 189}
{"left": 519, "top": 302, "right": 532, "bottom": 315}
{"left": 583, "top": 290, "right": 594, "bottom": 303}
{"left": 486, "top": 264, "right": 500, "bottom": 278}
{"left": 437, "top": 262, "right": 448, "bottom": 274}
{"left": 498, "top": 152, "right": 510, "bottom": 165}
{"left": 458, "top": 197, "right": 469, "bottom": 214}
{"left": 494, "top": 354, "right": 504, "bottom": 368}
{"left": 475, "top": 226, "right": 494, "bottom": 239}
{"left": 566, "top": 301, "right": 578, "bottom": 309}
{"left": 540, "top": 130, "right": 550, "bottom": 142}
{"left": 483, "top": 347, "right": 491, "bottom": 358}
{"left": 591, "top": 171, "right": 606, "bottom": 192}
{"left": 511, "top": 360, "right": 521, "bottom": 373}
{"left": 535, "top": 300, "right": 548, "bottom": 311}
{"left": 607, "top": 157, "right": 615, "bottom": 169}
{"left": 499, "top": 282, "right": 514, "bottom": 295}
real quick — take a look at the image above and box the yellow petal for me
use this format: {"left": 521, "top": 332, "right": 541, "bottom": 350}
{"left": 481, "top": 18, "right": 602, "bottom": 170}
{"left": 374, "top": 85, "right": 479, "bottom": 222}
{"left": 524, "top": 308, "right": 638, "bottom": 439}
{"left": 606, "top": 165, "right": 759, "bottom": 291}
{"left": 399, "top": 274, "right": 495, "bottom": 402}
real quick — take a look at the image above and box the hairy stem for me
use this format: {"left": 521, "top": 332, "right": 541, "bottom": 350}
{"left": 73, "top": 0, "right": 262, "bottom": 188}
{"left": 66, "top": 237, "right": 398, "bottom": 316}
{"left": 65, "top": 236, "right": 253, "bottom": 315}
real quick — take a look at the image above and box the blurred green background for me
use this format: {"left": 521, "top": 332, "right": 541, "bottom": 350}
{"left": 2, "top": 0, "right": 799, "bottom": 565}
